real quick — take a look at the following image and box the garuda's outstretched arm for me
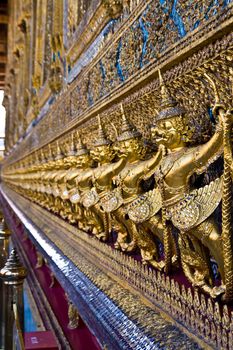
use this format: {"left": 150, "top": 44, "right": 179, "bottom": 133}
{"left": 75, "top": 168, "right": 93, "bottom": 190}
{"left": 192, "top": 110, "right": 224, "bottom": 175}
{"left": 143, "top": 145, "right": 164, "bottom": 180}
{"left": 224, "top": 109, "right": 233, "bottom": 177}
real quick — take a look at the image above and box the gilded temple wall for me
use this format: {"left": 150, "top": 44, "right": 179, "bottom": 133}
{"left": 3, "top": 0, "right": 233, "bottom": 160}
{"left": 2, "top": 1, "right": 233, "bottom": 349}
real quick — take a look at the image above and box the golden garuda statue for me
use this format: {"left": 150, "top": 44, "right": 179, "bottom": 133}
{"left": 147, "top": 70, "right": 232, "bottom": 300}
{"left": 4, "top": 70, "right": 233, "bottom": 302}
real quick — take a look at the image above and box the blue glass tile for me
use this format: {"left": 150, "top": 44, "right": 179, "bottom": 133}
{"left": 223, "top": 0, "right": 232, "bottom": 6}
{"left": 207, "top": 106, "right": 215, "bottom": 123}
{"left": 139, "top": 17, "right": 149, "bottom": 68}
{"left": 115, "top": 38, "right": 124, "bottom": 82}
{"left": 24, "top": 290, "right": 38, "bottom": 332}
{"left": 87, "top": 77, "right": 94, "bottom": 106}
{"left": 170, "top": 0, "right": 186, "bottom": 38}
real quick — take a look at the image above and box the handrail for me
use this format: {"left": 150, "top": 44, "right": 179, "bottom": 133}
{"left": 0, "top": 248, "right": 27, "bottom": 350}
{"left": 13, "top": 303, "right": 25, "bottom": 350}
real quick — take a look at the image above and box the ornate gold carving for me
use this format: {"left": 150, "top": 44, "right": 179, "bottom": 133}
{"left": 35, "top": 251, "right": 44, "bottom": 269}
{"left": 65, "top": 294, "right": 80, "bottom": 330}
{"left": 0, "top": 248, "right": 27, "bottom": 285}
{"left": 2, "top": 1, "right": 233, "bottom": 347}
{"left": 4, "top": 69, "right": 233, "bottom": 302}
{"left": 3, "top": 185, "right": 233, "bottom": 349}
{"left": 33, "top": 0, "right": 47, "bottom": 89}
{"left": 48, "top": 63, "right": 63, "bottom": 94}
{"left": 66, "top": 0, "right": 123, "bottom": 68}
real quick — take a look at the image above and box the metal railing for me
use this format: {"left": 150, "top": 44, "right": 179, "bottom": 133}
{"left": 0, "top": 219, "right": 27, "bottom": 350}
{"left": 13, "top": 304, "right": 25, "bottom": 350}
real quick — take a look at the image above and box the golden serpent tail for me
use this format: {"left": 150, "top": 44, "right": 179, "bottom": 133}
{"left": 222, "top": 119, "right": 233, "bottom": 301}
{"left": 162, "top": 206, "right": 172, "bottom": 274}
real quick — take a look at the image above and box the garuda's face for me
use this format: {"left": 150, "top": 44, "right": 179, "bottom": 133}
{"left": 76, "top": 153, "right": 91, "bottom": 168}
{"left": 114, "top": 138, "right": 143, "bottom": 159}
{"left": 64, "top": 156, "right": 77, "bottom": 167}
{"left": 151, "top": 119, "right": 182, "bottom": 149}
{"left": 114, "top": 140, "right": 130, "bottom": 158}
{"left": 90, "top": 145, "right": 114, "bottom": 163}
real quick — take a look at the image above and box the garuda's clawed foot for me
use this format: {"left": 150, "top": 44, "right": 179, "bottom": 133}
{"left": 124, "top": 240, "right": 137, "bottom": 252}
{"left": 96, "top": 232, "right": 108, "bottom": 241}
{"left": 210, "top": 285, "right": 225, "bottom": 299}
{"left": 149, "top": 259, "right": 165, "bottom": 271}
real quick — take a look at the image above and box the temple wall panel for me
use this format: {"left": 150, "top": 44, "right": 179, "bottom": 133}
{"left": 2, "top": 1, "right": 233, "bottom": 349}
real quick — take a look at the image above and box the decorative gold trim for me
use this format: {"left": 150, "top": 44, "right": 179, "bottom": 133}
{"left": 2, "top": 185, "right": 232, "bottom": 350}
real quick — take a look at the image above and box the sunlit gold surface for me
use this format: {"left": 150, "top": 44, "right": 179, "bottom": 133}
{"left": 2, "top": 0, "right": 233, "bottom": 348}
{"left": 2, "top": 185, "right": 233, "bottom": 350}
{"left": 3, "top": 70, "right": 233, "bottom": 302}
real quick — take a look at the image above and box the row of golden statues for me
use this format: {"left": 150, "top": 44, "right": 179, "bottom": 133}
{"left": 4, "top": 71, "right": 233, "bottom": 301}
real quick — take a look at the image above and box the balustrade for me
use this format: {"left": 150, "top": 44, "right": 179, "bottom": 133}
{"left": 0, "top": 236, "right": 27, "bottom": 350}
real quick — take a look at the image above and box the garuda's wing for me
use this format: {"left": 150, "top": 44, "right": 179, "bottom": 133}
{"left": 82, "top": 188, "right": 99, "bottom": 208}
{"left": 169, "top": 176, "right": 222, "bottom": 231}
{"left": 68, "top": 188, "right": 81, "bottom": 203}
{"left": 100, "top": 188, "right": 123, "bottom": 213}
{"left": 127, "top": 188, "right": 162, "bottom": 223}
